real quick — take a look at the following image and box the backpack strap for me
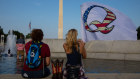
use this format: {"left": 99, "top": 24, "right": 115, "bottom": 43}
{"left": 38, "top": 42, "right": 43, "bottom": 57}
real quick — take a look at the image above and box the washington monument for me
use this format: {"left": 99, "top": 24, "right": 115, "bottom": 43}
{"left": 58, "top": 0, "right": 63, "bottom": 39}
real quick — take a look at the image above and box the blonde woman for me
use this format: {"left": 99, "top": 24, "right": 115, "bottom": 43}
{"left": 63, "top": 29, "right": 88, "bottom": 79}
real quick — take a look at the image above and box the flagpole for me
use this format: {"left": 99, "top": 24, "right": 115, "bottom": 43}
{"left": 29, "top": 21, "right": 31, "bottom": 34}
{"left": 30, "top": 21, "right": 31, "bottom": 34}
{"left": 30, "top": 25, "right": 31, "bottom": 34}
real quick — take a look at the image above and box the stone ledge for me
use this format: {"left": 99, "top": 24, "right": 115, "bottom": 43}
{"left": 26, "top": 39, "right": 140, "bottom": 54}
{"left": 1, "top": 73, "right": 140, "bottom": 79}
{"left": 24, "top": 39, "right": 140, "bottom": 61}
{"left": 51, "top": 52, "right": 140, "bottom": 61}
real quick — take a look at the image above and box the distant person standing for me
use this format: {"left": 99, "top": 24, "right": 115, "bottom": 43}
{"left": 8, "top": 49, "right": 11, "bottom": 57}
{"left": 16, "top": 34, "right": 25, "bottom": 61}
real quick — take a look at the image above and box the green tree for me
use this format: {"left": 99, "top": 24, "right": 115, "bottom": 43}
{"left": 0, "top": 26, "right": 4, "bottom": 35}
{"left": 13, "top": 30, "right": 24, "bottom": 39}
{"left": 4, "top": 34, "right": 8, "bottom": 43}
{"left": 0, "top": 26, "right": 5, "bottom": 42}
{"left": 8, "top": 30, "right": 24, "bottom": 39}
{"left": 26, "top": 33, "right": 31, "bottom": 39}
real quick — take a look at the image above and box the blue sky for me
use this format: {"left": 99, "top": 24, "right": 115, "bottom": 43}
{"left": 0, "top": 0, "right": 140, "bottom": 39}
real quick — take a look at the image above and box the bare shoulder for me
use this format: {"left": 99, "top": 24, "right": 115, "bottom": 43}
{"left": 63, "top": 42, "right": 67, "bottom": 46}
{"left": 63, "top": 43, "right": 71, "bottom": 54}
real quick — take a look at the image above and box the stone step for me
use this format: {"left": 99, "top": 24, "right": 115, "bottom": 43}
{"left": 0, "top": 73, "right": 140, "bottom": 79}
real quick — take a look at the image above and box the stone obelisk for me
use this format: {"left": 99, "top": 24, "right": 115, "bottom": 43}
{"left": 58, "top": 0, "right": 63, "bottom": 39}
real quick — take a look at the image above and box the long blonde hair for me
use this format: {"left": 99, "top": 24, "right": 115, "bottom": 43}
{"left": 66, "top": 29, "right": 78, "bottom": 52}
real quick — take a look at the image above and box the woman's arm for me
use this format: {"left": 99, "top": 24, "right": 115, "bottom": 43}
{"left": 78, "top": 40, "right": 87, "bottom": 59}
{"left": 63, "top": 43, "right": 67, "bottom": 52}
{"left": 63, "top": 43, "right": 69, "bottom": 54}
{"left": 46, "top": 57, "right": 50, "bottom": 66}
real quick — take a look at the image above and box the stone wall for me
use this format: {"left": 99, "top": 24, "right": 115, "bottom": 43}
{"left": 85, "top": 40, "right": 140, "bottom": 61}
{"left": 26, "top": 39, "right": 140, "bottom": 61}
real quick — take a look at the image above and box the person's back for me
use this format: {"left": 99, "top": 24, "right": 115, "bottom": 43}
{"left": 22, "top": 29, "right": 51, "bottom": 78}
{"left": 66, "top": 45, "right": 82, "bottom": 66}
{"left": 63, "top": 29, "right": 87, "bottom": 79}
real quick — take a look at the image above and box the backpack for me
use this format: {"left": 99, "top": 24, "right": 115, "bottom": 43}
{"left": 26, "top": 41, "right": 43, "bottom": 68}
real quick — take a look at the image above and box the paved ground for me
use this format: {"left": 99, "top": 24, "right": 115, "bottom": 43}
{"left": 1, "top": 57, "right": 140, "bottom": 74}
{"left": 0, "top": 73, "right": 140, "bottom": 79}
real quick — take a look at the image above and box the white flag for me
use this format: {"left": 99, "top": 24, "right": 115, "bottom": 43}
{"left": 81, "top": 2, "right": 137, "bottom": 42}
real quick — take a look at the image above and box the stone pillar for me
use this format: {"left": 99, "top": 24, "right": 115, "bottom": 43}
{"left": 1, "top": 35, "right": 4, "bottom": 46}
{"left": 58, "top": 0, "right": 63, "bottom": 39}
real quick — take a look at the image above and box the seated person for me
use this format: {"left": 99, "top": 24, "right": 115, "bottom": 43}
{"left": 63, "top": 29, "right": 88, "bottom": 79}
{"left": 22, "top": 29, "right": 51, "bottom": 78}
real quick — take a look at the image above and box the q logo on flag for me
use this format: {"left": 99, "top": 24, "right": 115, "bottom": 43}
{"left": 83, "top": 5, "right": 116, "bottom": 34}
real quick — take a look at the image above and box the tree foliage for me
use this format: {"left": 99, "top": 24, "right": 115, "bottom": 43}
{"left": 0, "top": 26, "right": 4, "bottom": 35}
{"left": 8, "top": 30, "right": 24, "bottom": 39}
{"left": 0, "top": 26, "right": 6, "bottom": 42}
{"left": 26, "top": 33, "right": 31, "bottom": 39}
{"left": 0, "top": 26, "right": 27, "bottom": 43}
